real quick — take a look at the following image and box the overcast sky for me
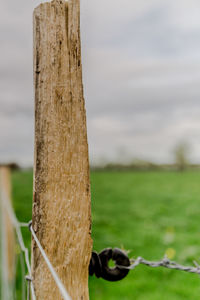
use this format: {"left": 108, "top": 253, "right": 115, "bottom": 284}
{"left": 1, "top": 0, "right": 200, "bottom": 166}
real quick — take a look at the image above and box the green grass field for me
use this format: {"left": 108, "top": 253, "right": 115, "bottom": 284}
{"left": 11, "top": 170, "right": 200, "bottom": 299}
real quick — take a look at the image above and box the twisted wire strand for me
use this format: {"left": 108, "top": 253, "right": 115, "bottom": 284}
{"left": 117, "top": 256, "right": 200, "bottom": 275}
{"left": 30, "top": 224, "right": 72, "bottom": 300}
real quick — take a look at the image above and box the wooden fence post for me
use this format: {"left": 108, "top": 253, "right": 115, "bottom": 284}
{"left": 0, "top": 166, "right": 15, "bottom": 299}
{"left": 32, "top": 0, "right": 92, "bottom": 299}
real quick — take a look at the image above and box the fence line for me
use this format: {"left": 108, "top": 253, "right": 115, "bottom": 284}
{"left": 2, "top": 171, "right": 200, "bottom": 299}
{"left": 0, "top": 185, "right": 72, "bottom": 300}
{"left": 0, "top": 187, "right": 36, "bottom": 300}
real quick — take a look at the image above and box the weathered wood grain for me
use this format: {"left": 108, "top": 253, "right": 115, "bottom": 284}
{"left": 32, "top": 1, "right": 92, "bottom": 298}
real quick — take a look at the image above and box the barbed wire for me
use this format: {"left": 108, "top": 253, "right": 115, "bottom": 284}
{"left": 117, "top": 255, "right": 200, "bottom": 275}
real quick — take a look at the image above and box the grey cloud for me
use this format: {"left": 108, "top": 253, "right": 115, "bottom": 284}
{"left": 1, "top": 0, "right": 200, "bottom": 165}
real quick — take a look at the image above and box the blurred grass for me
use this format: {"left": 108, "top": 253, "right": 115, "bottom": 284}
{"left": 11, "top": 170, "right": 200, "bottom": 299}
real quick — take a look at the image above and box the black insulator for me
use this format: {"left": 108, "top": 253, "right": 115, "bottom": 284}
{"left": 89, "top": 248, "right": 130, "bottom": 282}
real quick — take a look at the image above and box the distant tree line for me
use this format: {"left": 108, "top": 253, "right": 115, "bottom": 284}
{"left": 91, "top": 142, "right": 197, "bottom": 172}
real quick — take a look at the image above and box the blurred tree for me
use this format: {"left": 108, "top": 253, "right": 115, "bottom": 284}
{"left": 174, "top": 142, "right": 190, "bottom": 171}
